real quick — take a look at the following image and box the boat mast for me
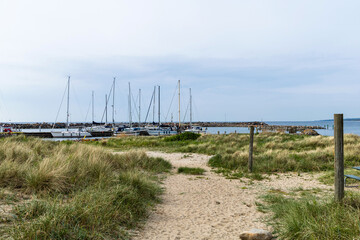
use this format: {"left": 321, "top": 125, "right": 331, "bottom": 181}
{"left": 129, "top": 82, "right": 132, "bottom": 128}
{"left": 158, "top": 85, "right": 161, "bottom": 127}
{"left": 66, "top": 76, "right": 70, "bottom": 131}
{"left": 139, "top": 89, "right": 141, "bottom": 127}
{"left": 178, "top": 80, "right": 181, "bottom": 128}
{"left": 105, "top": 94, "right": 108, "bottom": 124}
{"left": 153, "top": 86, "right": 156, "bottom": 124}
{"left": 190, "top": 88, "right": 192, "bottom": 128}
{"left": 92, "top": 91, "right": 94, "bottom": 126}
{"left": 112, "top": 77, "right": 115, "bottom": 128}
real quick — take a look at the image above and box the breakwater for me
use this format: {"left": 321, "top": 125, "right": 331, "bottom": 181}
{"left": 1, "top": 121, "right": 325, "bottom": 134}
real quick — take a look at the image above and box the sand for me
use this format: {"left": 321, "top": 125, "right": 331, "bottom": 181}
{"left": 132, "top": 151, "right": 332, "bottom": 240}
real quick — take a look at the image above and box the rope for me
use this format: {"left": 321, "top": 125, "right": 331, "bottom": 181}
{"left": 144, "top": 90, "right": 155, "bottom": 123}
{"left": 182, "top": 102, "right": 190, "bottom": 123}
{"left": 100, "top": 85, "right": 113, "bottom": 123}
{"left": 52, "top": 82, "right": 68, "bottom": 129}
{"left": 164, "top": 84, "right": 178, "bottom": 122}
{"left": 84, "top": 98, "right": 92, "bottom": 122}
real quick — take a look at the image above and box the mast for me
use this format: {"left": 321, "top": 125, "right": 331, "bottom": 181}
{"left": 92, "top": 91, "right": 94, "bottom": 126}
{"left": 158, "top": 85, "right": 161, "bottom": 126}
{"left": 190, "top": 88, "right": 192, "bottom": 128}
{"left": 153, "top": 86, "right": 156, "bottom": 124}
{"left": 139, "top": 89, "right": 141, "bottom": 126}
{"left": 112, "top": 77, "right": 115, "bottom": 127}
{"left": 128, "top": 82, "right": 132, "bottom": 128}
{"left": 66, "top": 76, "right": 70, "bottom": 131}
{"left": 105, "top": 94, "right": 108, "bottom": 124}
{"left": 178, "top": 80, "right": 181, "bottom": 128}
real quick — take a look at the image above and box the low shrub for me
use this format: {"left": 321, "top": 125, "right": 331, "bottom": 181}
{"left": 164, "top": 132, "right": 201, "bottom": 142}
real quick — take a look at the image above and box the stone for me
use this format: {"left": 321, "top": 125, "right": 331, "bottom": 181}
{"left": 239, "top": 228, "right": 272, "bottom": 240}
{"left": 302, "top": 129, "right": 319, "bottom": 136}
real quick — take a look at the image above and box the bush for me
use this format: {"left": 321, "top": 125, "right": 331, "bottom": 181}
{"left": 164, "top": 132, "right": 201, "bottom": 142}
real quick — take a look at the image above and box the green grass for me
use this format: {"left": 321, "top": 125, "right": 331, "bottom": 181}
{"left": 178, "top": 167, "right": 205, "bottom": 175}
{"left": 0, "top": 135, "right": 171, "bottom": 239}
{"left": 258, "top": 192, "right": 360, "bottom": 240}
{"left": 92, "top": 132, "right": 360, "bottom": 174}
{"left": 319, "top": 168, "right": 360, "bottom": 186}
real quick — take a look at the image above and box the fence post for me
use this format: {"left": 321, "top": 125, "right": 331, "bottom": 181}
{"left": 334, "top": 114, "right": 344, "bottom": 202}
{"left": 248, "top": 126, "right": 254, "bottom": 172}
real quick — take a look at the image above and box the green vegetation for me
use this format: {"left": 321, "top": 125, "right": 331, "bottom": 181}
{"left": 92, "top": 132, "right": 360, "bottom": 174}
{"left": 258, "top": 192, "right": 360, "bottom": 240}
{"left": 164, "top": 132, "right": 201, "bottom": 142}
{"left": 0, "top": 136, "right": 171, "bottom": 239}
{"left": 178, "top": 167, "right": 205, "bottom": 175}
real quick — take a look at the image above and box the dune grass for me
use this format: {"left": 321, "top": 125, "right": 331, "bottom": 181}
{"left": 258, "top": 192, "right": 360, "bottom": 240}
{"left": 178, "top": 167, "right": 205, "bottom": 175}
{"left": 92, "top": 132, "right": 360, "bottom": 175}
{"left": 0, "top": 136, "right": 171, "bottom": 239}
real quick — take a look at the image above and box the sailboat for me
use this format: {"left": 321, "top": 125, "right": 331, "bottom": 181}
{"left": 86, "top": 79, "right": 115, "bottom": 137}
{"left": 51, "top": 77, "right": 92, "bottom": 138}
{"left": 184, "top": 87, "right": 206, "bottom": 134}
{"left": 144, "top": 85, "right": 177, "bottom": 136}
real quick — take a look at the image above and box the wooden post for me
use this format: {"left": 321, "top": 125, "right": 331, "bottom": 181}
{"left": 334, "top": 114, "right": 344, "bottom": 202}
{"left": 248, "top": 126, "right": 254, "bottom": 172}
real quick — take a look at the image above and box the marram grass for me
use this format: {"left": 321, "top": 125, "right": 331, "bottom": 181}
{"left": 0, "top": 136, "right": 171, "bottom": 239}
{"left": 93, "top": 132, "right": 360, "bottom": 174}
{"left": 258, "top": 192, "right": 360, "bottom": 240}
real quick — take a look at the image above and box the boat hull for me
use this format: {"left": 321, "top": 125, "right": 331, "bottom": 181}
{"left": 51, "top": 132, "right": 92, "bottom": 138}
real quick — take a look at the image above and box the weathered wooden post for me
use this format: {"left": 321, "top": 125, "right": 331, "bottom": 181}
{"left": 248, "top": 126, "right": 254, "bottom": 172}
{"left": 334, "top": 114, "right": 344, "bottom": 202}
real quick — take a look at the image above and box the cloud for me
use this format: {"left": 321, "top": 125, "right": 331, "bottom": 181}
{"left": 0, "top": 1, "right": 359, "bottom": 121}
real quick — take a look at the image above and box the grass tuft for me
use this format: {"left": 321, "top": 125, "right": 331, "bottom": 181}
{"left": 178, "top": 167, "right": 205, "bottom": 175}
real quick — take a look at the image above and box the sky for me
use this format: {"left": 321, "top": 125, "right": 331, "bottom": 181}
{"left": 0, "top": 0, "right": 359, "bottom": 122}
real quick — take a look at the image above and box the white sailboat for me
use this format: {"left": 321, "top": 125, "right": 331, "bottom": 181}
{"left": 144, "top": 85, "right": 177, "bottom": 136}
{"left": 184, "top": 87, "right": 206, "bottom": 134}
{"left": 51, "top": 77, "right": 92, "bottom": 138}
{"left": 86, "top": 78, "right": 115, "bottom": 136}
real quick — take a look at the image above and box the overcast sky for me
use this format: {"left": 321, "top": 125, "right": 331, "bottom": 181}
{"left": 0, "top": 0, "right": 359, "bottom": 122}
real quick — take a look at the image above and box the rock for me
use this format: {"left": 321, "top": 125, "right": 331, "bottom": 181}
{"left": 302, "top": 129, "right": 319, "bottom": 136}
{"left": 240, "top": 229, "right": 272, "bottom": 240}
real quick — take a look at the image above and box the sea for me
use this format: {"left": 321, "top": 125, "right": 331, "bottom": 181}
{"left": 206, "top": 120, "right": 360, "bottom": 136}
{"left": 8, "top": 120, "right": 360, "bottom": 137}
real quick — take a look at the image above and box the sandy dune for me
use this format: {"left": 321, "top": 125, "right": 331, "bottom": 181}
{"left": 132, "top": 152, "right": 332, "bottom": 240}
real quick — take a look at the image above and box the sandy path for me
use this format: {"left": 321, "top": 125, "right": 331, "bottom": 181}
{"left": 133, "top": 151, "right": 332, "bottom": 240}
